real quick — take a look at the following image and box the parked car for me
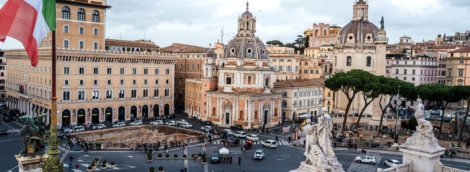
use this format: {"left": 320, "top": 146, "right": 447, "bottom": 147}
{"left": 97, "top": 124, "right": 106, "bottom": 129}
{"left": 181, "top": 123, "right": 192, "bottom": 128}
{"left": 165, "top": 121, "right": 177, "bottom": 126}
{"left": 201, "top": 121, "right": 213, "bottom": 125}
{"left": 253, "top": 149, "right": 265, "bottom": 160}
{"left": 150, "top": 120, "right": 164, "bottom": 125}
{"left": 63, "top": 127, "right": 71, "bottom": 133}
{"left": 230, "top": 125, "right": 243, "bottom": 131}
{"left": 201, "top": 126, "right": 212, "bottom": 132}
{"left": 233, "top": 131, "right": 246, "bottom": 138}
{"left": 246, "top": 134, "right": 259, "bottom": 141}
{"left": 262, "top": 139, "right": 277, "bottom": 148}
{"left": 117, "top": 122, "right": 126, "bottom": 127}
{"left": 355, "top": 156, "right": 376, "bottom": 165}
{"left": 73, "top": 126, "right": 85, "bottom": 132}
{"left": 130, "top": 120, "right": 142, "bottom": 126}
{"left": 223, "top": 129, "right": 234, "bottom": 136}
{"left": 112, "top": 124, "right": 120, "bottom": 128}
{"left": 2, "top": 115, "right": 11, "bottom": 122}
{"left": 0, "top": 129, "right": 8, "bottom": 135}
{"left": 211, "top": 153, "right": 220, "bottom": 163}
{"left": 384, "top": 159, "right": 400, "bottom": 167}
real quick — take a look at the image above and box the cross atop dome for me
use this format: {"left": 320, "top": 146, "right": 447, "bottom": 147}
{"left": 246, "top": 0, "right": 249, "bottom": 11}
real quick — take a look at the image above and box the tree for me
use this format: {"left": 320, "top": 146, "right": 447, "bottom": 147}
{"left": 456, "top": 86, "right": 470, "bottom": 147}
{"left": 304, "top": 35, "right": 310, "bottom": 48}
{"left": 355, "top": 74, "right": 381, "bottom": 128}
{"left": 325, "top": 69, "right": 375, "bottom": 133}
{"left": 266, "top": 40, "right": 284, "bottom": 46}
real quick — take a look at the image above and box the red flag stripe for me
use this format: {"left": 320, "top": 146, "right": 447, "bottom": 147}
{"left": 0, "top": 0, "right": 39, "bottom": 66}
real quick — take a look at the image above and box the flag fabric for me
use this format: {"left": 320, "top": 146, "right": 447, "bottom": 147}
{"left": 0, "top": 0, "right": 56, "bottom": 67}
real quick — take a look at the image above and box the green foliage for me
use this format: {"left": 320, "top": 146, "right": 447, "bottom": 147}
{"left": 202, "top": 155, "right": 207, "bottom": 162}
{"left": 304, "top": 35, "right": 310, "bottom": 48}
{"left": 165, "top": 154, "right": 170, "bottom": 158}
{"left": 158, "top": 153, "right": 162, "bottom": 158}
{"left": 266, "top": 40, "right": 284, "bottom": 46}
{"left": 408, "top": 116, "right": 418, "bottom": 131}
{"left": 149, "top": 167, "right": 155, "bottom": 172}
{"left": 88, "top": 166, "right": 92, "bottom": 170}
{"left": 147, "top": 152, "right": 152, "bottom": 160}
{"left": 110, "top": 161, "right": 115, "bottom": 165}
{"left": 159, "top": 166, "right": 164, "bottom": 171}
{"left": 183, "top": 154, "right": 187, "bottom": 158}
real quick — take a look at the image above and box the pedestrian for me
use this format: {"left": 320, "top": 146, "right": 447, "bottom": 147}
{"left": 288, "top": 136, "right": 292, "bottom": 143}
{"left": 238, "top": 156, "right": 241, "bottom": 165}
{"left": 276, "top": 136, "right": 278, "bottom": 142}
{"left": 75, "top": 161, "right": 80, "bottom": 169}
{"left": 68, "top": 162, "right": 72, "bottom": 170}
{"left": 230, "top": 156, "right": 232, "bottom": 164}
{"left": 69, "top": 155, "right": 73, "bottom": 162}
{"left": 267, "top": 129, "right": 269, "bottom": 135}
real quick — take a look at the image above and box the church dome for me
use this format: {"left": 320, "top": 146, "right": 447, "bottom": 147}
{"left": 206, "top": 48, "right": 217, "bottom": 58}
{"left": 337, "top": 20, "right": 379, "bottom": 44}
{"left": 224, "top": 37, "right": 268, "bottom": 59}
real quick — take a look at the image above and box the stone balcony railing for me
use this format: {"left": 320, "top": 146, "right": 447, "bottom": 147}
{"left": 377, "top": 163, "right": 411, "bottom": 172}
{"left": 58, "top": 96, "right": 172, "bottom": 104}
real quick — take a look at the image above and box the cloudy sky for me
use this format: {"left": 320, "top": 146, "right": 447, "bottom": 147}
{"left": 0, "top": 0, "right": 469, "bottom": 49}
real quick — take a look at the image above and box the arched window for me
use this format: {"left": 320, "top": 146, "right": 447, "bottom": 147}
{"left": 346, "top": 56, "right": 352, "bottom": 66}
{"left": 92, "top": 10, "right": 100, "bottom": 22}
{"left": 366, "top": 56, "right": 371, "bottom": 67}
{"left": 247, "top": 76, "right": 252, "bottom": 84}
{"left": 77, "top": 8, "right": 85, "bottom": 21}
{"left": 239, "top": 111, "right": 244, "bottom": 120}
{"left": 62, "top": 6, "right": 70, "bottom": 19}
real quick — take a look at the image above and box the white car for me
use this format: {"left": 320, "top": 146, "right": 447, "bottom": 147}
{"left": 233, "top": 131, "right": 246, "bottom": 138}
{"left": 201, "top": 126, "right": 212, "bottom": 132}
{"left": 246, "top": 134, "right": 259, "bottom": 141}
{"left": 384, "top": 159, "right": 400, "bottom": 167}
{"left": 130, "top": 120, "right": 142, "bottom": 126}
{"left": 262, "top": 139, "right": 277, "bottom": 148}
{"left": 165, "top": 121, "right": 176, "bottom": 126}
{"left": 253, "top": 149, "right": 265, "bottom": 160}
{"left": 97, "top": 124, "right": 106, "bottom": 129}
{"left": 181, "top": 123, "right": 192, "bottom": 128}
{"left": 73, "top": 126, "right": 85, "bottom": 132}
{"left": 118, "top": 122, "right": 126, "bottom": 127}
{"left": 223, "top": 129, "right": 233, "bottom": 136}
{"left": 150, "top": 120, "right": 163, "bottom": 125}
{"left": 355, "top": 156, "right": 377, "bottom": 165}
{"left": 112, "top": 124, "right": 120, "bottom": 128}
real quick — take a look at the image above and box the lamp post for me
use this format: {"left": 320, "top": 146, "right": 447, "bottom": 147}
{"left": 394, "top": 86, "right": 400, "bottom": 144}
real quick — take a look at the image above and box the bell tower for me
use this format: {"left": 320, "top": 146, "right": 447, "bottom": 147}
{"left": 352, "top": 0, "right": 369, "bottom": 21}
{"left": 237, "top": 1, "right": 257, "bottom": 37}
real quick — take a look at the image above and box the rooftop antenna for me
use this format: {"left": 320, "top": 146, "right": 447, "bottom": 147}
{"left": 221, "top": 27, "right": 224, "bottom": 44}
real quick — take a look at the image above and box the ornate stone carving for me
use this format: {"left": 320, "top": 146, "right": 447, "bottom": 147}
{"left": 19, "top": 113, "right": 50, "bottom": 155}
{"left": 402, "top": 98, "right": 440, "bottom": 149}
{"left": 293, "top": 108, "right": 343, "bottom": 172}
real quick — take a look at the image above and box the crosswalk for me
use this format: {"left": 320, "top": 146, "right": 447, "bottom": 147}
{"left": 210, "top": 139, "right": 293, "bottom": 146}
{"left": 6, "top": 129, "right": 21, "bottom": 133}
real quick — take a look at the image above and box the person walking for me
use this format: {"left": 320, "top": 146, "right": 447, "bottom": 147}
{"left": 75, "top": 161, "right": 80, "bottom": 169}
{"left": 275, "top": 136, "right": 278, "bottom": 142}
{"left": 69, "top": 155, "right": 73, "bottom": 162}
{"left": 230, "top": 156, "right": 232, "bottom": 164}
{"left": 68, "top": 162, "right": 72, "bottom": 170}
{"left": 238, "top": 156, "right": 241, "bottom": 165}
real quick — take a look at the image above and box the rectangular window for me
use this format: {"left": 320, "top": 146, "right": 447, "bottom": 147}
{"left": 62, "top": 91, "right": 70, "bottom": 101}
{"left": 64, "top": 25, "right": 69, "bottom": 33}
{"left": 132, "top": 68, "right": 137, "bottom": 74}
{"left": 166, "top": 69, "right": 170, "bottom": 75}
{"left": 79, "top": 41, "right": 84, "bottom": 49}
{"left": 120, "top": 79, "right": 124, "bottom": 85}
{"left": 144, "top": 69, "right": 148, "bottom": 75}
{"left": 404, "top": 69, "right": 407, "bottom": 74}
{"left": 395, "top": 69, "right": 399, "bottom": 74}
{"left": 106, "top": 90, "right": 112, "bottom": 99}
{"left": 107, "top": 67, "right": 112, "bottom": 74}
{"left": 412, "top": 69, "right": 415, "bottom": 75}
{"left": 155, "top": 68, "right": 159, "bottom": 75}
{"left": 293, "top": 101, "right": 297, "bottom": 108}
{"left": 92, "top": 90, "right": 99, "bottom": 100}
{"left": 279, "top": 66, "right": 283, "bottom": 72}
{"left": 412, "top": 77, "right": 415, "bottom": 81}
{"left": 94, "top": 80, "right": 98, "bottom": 85}
{"left": 144, "top": 79, "right": 148, "bottom": 85}
{"left": 180, "top": 64, "right": 183, "bottom": 69}
{"left": 404, "top": 77, "right": 407, "bottom": 80}
{"left": 458, "top": 69, "right": 464, "bottom": 77}
{"left": 93, "top": 42, "right": 98, "bottom": 50}
{"left": 78, "top": 91, "right": 85, "bottom": 100}
{"left": 79, "top": 27, "right": 84, "bottom": 34}
{"left": 226, "top": 77, "right": 232, "bottom": 84}
{"left": 131, "top": 90, "right": 137, "bottom": 98}
{"left": 143, "top": 89, "right": 148, "bottom": 98}
{"left": 154, "top": 89, "right": 159, "bottom": 97}
{"left": 133, "top": 80, "right": 136, "bottom": 85}
{"left": 93, "top": 28, "right": 98, "bottom": 35}
{"left": 64, "top": 40, "right": 69, "bottom": 48}
{"left": 164, "top": 89, "right": 170, "bottom": 97}
{"left": 119, "top": 90, "right": 125, "bottom": 98}
{"left": 460, "top": 60, "right": 464, "bottom": 64}
{"left": 93, "top": 67, "right": 98, "bottom": 74}
{"left": 304, "top": 62, "right": 308, "bottom": 66}
{"left": 155, "top": 79, "right": 159, "bottom": 84}
{"left": 79, "top": 80, "right": 84, "bottom": 85}
{"left": 107, "top": 80, "right": 111, "bottom": 85}
{"left": 64, "top": 80, "right": 69, "bottom": 85}
{"left": 294, "top": 92, "right": 297, "bottom": 97}
{"left": 166, "top": 79, "right": 169, "bottom": 84}
{"left": 79, "top": 67, "right": 84, "bottom": 74}
{"left": 120, "top": 67, "right": 124, "bottom": 74}
{"left": 64, "top": 67, "right": 69, "bottom": 74}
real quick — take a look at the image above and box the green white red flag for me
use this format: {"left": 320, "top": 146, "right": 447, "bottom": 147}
{"left": 0, "top": 0, "right": 56, "bottom": 67}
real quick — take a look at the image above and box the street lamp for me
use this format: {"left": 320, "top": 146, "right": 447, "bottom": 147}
{"left": 394, "top": 86, "right": 400, "bottom": 144}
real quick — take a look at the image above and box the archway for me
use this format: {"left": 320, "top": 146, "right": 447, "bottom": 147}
{"left": 118, "top": 106, "right": 125, "bottom": 121}
{"left": 153, "top": 104, "right": 159, "bottom": 117}
{"left": 62, "top": 109, "right": 71, "bottom": 127}
{"left": 164, "top": 104, "right": 170, "bottom": 115}
{"left": 105, "top": 107, "right": 113, "bottom": 123}
{"left": 77, "top": 109, "right": 85, "bottom": 125}
{"left": 130, "top": 106, "right": 137, "bottom": 119}
{"left": 92, "top": 108, "right": 99, "bottom": 124}
{"left": 264, "top": 110, "right": 268, "bottom": 125}
{"left": 142, "top": 105, "right": 148, "bottom": 118}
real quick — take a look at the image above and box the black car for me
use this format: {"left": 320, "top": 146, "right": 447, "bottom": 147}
{"left": 230, "top": 125, "right": 243, "bottom": 131}
{"left": 0, "top": 129, "right": 8, "bottom": 135}
{"left": 2, "top": 115, "right": 11, "bottom": 122}
{"left": 202, "top": 121, "right": 213, "bottom": 125}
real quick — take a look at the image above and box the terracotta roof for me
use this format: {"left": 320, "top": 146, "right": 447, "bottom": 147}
{"left": 305, "top": 47, "right": 320, "bottom": 50}
{"left": 452, "top": 47, "right": 470, "bottom": 53}
{"left": 274, "top": 78, "right": 324, "bottom": 87}
{"left": 160, "top": 43, "right": 209, "bottom": 53}
{"left": 427, "top": 45, "right": 459, "bottom": 49}
{"left": 105, "top": 39, "right": 160, "bottom": 48}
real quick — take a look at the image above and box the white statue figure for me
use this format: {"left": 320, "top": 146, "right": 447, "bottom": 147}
{"left": 402, "top": 98, "right": 440, "bottom": 149}
{"left": 317, "top": 109, "right": 335, "bottom": 158}
{"left": 303, "top": 119, "right": 314, "bottom": 156}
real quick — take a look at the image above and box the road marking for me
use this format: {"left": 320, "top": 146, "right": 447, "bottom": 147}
{"left": 0, "top": 138, "right": 22, "bottom": 143}
{"left": 2, "top": 121, "right": 18, "bottom": 130}
{"left": 60, "top": 150, "right": 69, "bottom": 163}
{"left": 6, "top": 165, "right": 18, "bottom": 172}
{"left": 184, "top": 147, "right": 188, "bottom": 172}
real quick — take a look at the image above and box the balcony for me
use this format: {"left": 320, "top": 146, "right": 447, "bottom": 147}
{"left": 18, "top": 92, "right": 31, "bottom": 99}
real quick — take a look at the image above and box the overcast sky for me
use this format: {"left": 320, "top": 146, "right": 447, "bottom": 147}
{"left": 1, "top": 0, "right": 469, "bottom": 50}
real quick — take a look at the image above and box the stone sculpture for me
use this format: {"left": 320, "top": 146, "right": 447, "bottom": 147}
{"left": 293, "top": 108, "right": 343, "bottom": 172}
{"left": 19, "top": 113, "right": 50, "bottom": 155}
{"left": 402, "top": 98, "right": 440, "bottom": 149}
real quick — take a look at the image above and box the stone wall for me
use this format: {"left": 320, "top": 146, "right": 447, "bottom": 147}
{"left": 433, "top": 161, "right": 469, "bottom": 172}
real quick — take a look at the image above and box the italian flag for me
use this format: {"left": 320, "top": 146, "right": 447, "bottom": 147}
{"left": 0, "top": 0, "right": 56, "bottom": 67}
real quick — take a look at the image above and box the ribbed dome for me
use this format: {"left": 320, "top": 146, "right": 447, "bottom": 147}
{"left": 338, "top": 20, "right": 379, "bottom": 44}
{"left": 242, "top": 11, "right": 253, "bottom": 18}
{"left": 224, "top": 37, "right": 268, "bottom": 59}
{"left": 206, "top": 48, "right": 217, "bottom": 58}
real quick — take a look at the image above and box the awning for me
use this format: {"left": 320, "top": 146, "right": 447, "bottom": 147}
{"left": 219, "top": 147, "right": 229, "bottom": 155}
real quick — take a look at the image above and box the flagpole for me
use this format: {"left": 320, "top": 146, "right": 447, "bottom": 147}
{"left": 43, "top": 29, "right": 64, "bottom": 172}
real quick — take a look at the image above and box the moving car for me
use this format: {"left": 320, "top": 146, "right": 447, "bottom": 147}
{"left": 165, "top": 121, "right": 176, "bottom": 126}
{"left": 246, "top": 134, "right": 259, "bottom": 141}
{"left": 97, "top": 124, "right": 106, "bottom": 129}
{"left": 211, "top": 153, "right": 220, "bottom": 163}
{"left": 223, "top": 129, "right": 234, "bottom": 136}
{"left": 117, "top": 122, "right": 126, "bottom": 127}
{"left": 150, "top": 120, "right": 163, "bottom": 125}
{"left": 201, "top": 126, "right": 212, "bottom": 132}
{"left": 262, "top": 139, "right": 277, "bottom": 148}
{"left": 233, "top": 131, "right": 246, "bottom": 138}
{"left": 230, "top": 125, "right": 243, "bottom": 131}
{"left": 181, "top": 123, "right": 192, "bottom": 128}
{"left": 253, "top": 149, "right": 265, "bottom": 160}
{"left": 355, "top": 156, "right": 376, "bottom": 165}
{"left": 0, "top": 129, "right": 8, "bottom": 135}
{"left": 384, "top": 159, "right": 400, "bottom": 167}
{"left": 130, "top": 120, "right": 142, "bottom": 126}
{"left": 73, "top": 126, "right": 85, "bottom": 132}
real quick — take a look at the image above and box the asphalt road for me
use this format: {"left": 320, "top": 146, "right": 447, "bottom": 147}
{"left": 0, "top": 119, "right": 25, "bottom": 172}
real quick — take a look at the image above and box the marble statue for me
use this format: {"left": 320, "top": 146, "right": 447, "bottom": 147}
{"left": 293, "top": 108, "right": 343, "bottom": 172}
{"left": 402, "top": 98, "right": 440, "bottom": 149}
{"left": 19, "top": 113, "right": 50, "bottom": 155}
